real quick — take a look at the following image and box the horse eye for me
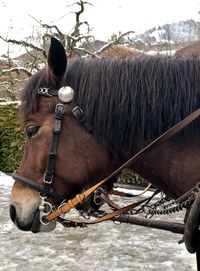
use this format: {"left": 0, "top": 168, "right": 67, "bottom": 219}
{"left": 26, "top": 126, "right": 40, "bottom": 138}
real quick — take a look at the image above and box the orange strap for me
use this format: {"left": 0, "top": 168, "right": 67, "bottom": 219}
{"left": 48, "top": 178, "right": 108, "bottom": 221}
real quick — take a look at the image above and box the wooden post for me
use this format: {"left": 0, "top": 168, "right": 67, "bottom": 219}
{"left": 112, "top": 214, "right": 185, "bottom": 234}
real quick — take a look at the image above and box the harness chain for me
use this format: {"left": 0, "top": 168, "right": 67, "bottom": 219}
{"left": 130, "top": 182, "right": 200, "bottom": 218}
{"left": 150, "top": 182, "right": 200, "bottom": 216}
{"left": 142, "top": 191, "right": 196, "bottom": 217}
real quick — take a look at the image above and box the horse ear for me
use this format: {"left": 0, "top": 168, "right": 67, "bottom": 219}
{"left": 47, "top": 37, "right": 67, "bottom": 78}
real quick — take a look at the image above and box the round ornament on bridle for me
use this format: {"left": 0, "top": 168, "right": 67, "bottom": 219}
{"left": 58, "top": 86, "right": 74, "bottom": 103}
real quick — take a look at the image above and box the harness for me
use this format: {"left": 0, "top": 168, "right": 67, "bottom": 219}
{"left": 13, "top": 85, "right": 200, "bottom": 262}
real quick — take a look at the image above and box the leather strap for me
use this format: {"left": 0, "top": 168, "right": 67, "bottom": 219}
{"left": 47, "top": 108, "right": 200, "bottom": 222}
{"left": 44, "top": 103, "right": 65, "bottom": 184}
{"left": 99, "top": 193, "right": 120, "bottom": 209}
{"left": 110, "top": 183, "right": 152, "bottom": 198}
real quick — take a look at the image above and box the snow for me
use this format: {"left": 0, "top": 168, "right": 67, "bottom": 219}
{"left": 147, "top": 50, "right": 176, "bottom": 56}
{"left": 0, "top": 171, "right": 14, "bottom": 187}
{"left": 0, "top": 171, "right": 196, "bottom": 270}
{"left": 149, "top": 29, "right": 167, "bottom": 42}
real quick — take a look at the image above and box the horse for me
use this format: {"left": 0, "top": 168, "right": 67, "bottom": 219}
{"left": 9, "top": 38, "right": 200, "bottom": 238}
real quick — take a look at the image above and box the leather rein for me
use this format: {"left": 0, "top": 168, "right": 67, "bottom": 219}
{"left": 13, "top": 85, "right": 200, "bottom": 228}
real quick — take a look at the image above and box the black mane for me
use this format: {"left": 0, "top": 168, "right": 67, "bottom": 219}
{"left": 66, "top": 56, "right": 200, "bottom": 154}
{"left": 21, "top": 55, "right": 200, "bottom": 156}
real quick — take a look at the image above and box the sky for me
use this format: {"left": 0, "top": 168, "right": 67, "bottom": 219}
{"left": 0, "top": 0, "right": 200, "bottom": 56}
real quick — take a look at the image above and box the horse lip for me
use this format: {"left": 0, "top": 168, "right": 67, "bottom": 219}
{"left": 15, "top": 221, "right": 32, "bottom": 232}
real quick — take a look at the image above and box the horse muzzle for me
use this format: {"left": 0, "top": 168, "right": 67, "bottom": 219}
{"left": 9, "top": 201, "right": 56, "bottom": 233}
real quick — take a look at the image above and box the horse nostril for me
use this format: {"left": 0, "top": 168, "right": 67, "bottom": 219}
{"left": 10, "top": 205, "right": 16, "bottom": 223}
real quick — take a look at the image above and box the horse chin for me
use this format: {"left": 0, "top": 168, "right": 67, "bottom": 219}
{"left": 31, "top": 210, "right": 57, "bottom": 233}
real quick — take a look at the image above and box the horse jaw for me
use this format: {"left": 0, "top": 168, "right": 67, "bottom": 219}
{"left": 10, "top": 184, "right": 56, "bottom": 233}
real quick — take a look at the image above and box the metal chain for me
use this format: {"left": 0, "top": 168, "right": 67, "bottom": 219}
{"left": 141, "top": 192, "right": 196, "bottom": 218}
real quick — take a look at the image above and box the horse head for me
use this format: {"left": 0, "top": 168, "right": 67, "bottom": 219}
{"left": 10, "top": 38, "right": 115, "bottom": 232}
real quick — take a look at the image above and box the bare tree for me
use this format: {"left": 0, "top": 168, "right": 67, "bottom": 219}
{"left": 0, "top": 0, "right": 94, "bottom": 99}
{"left": 0, "top": 0, "right": 134, "bottom": 100}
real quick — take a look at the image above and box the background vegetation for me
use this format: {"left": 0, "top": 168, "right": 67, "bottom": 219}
{"left": 0, "top": 103, "right": 24, "bottom": 172}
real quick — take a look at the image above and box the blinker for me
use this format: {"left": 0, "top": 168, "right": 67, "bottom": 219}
{"left": 58, "top": 86, "right": 74, "bottom": 103}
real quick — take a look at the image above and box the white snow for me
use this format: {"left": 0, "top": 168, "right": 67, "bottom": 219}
{"left": 0, "top": 171, "right": 14, "bottom": 186}
{"left": 149, "top": 29, "right": 167, "bottom": 42}
{"left": 147, "top": 49, "right": 176, "bottom": 56}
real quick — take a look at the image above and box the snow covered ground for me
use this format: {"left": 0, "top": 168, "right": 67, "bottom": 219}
{"left": 0, "top": 171, "right": 14, "bottom": 187}
{"left": 0, "top": 171, "right": 196, "bottom": 271}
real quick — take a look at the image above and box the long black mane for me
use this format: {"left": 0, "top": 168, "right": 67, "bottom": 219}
{"left": 66, "top": 56, "right": 200, "bottom": 153}
{"left": 22, "top": 55, "right": 200, "bottom": 156}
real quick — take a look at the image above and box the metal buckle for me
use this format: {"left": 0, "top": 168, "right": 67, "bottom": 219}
{"left": 43, "top": 174, "right": 54, "bottom": 184}
{"left": 55, "top": 103, "right": 65, "bottom": 115}
{"left": 72, "top": 106, "right": 84, "bottom": 120}
{"left": 39, "top": 196, "right": 53, "bottom": 225}
{"left": 38, "top": 87, "right": 52, "bottom": 97}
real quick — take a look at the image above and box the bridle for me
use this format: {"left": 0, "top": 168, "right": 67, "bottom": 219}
{"left": 13, "top": 85, "right": 97, "bottom": 224}
{"left": 13, "top": 85, "right": 200, "bottom": 230}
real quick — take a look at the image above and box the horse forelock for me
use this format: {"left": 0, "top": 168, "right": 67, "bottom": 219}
{"left": 66, "top": 56, "right": 200, "bottom": 154}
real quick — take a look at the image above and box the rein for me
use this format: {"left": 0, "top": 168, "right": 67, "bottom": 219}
{"left": 13, "top": 85, "right": 200, "bottom": 228}
{"left": 46, "top": 106, "right": 200, "bottom": 224}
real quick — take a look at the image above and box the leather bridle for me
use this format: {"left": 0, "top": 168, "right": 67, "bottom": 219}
{"left": 13, "top": 85, "right": 97, "bottom": 223}
{"left": 13, "top": 85, "right": 200, "bottom": 228}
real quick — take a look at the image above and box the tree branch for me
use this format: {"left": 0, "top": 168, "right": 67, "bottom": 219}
{"left": 29, "top": 15, "right": 65, "bottom": 37}
{"left": 0, "top": 36, "right": 47, "bottom": 58}
{"left": 0, "top": 67, "right": 33, "bottom": 77}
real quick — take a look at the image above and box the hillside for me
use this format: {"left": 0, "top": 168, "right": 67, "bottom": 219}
{"left": 133, "top": 19, "right": 200, "bottom": 45}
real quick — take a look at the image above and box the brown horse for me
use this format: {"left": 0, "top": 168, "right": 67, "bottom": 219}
{"left": 9, "top": 37, "right": 200, "bottom": 234}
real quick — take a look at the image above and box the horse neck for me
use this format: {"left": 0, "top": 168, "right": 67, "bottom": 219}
{"left": 131, "top": 133, "right": 200, "bottom": 199}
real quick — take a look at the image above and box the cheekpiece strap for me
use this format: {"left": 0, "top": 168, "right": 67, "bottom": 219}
{"left": 43, "top": 103, "right": 65, "bottom": 184}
